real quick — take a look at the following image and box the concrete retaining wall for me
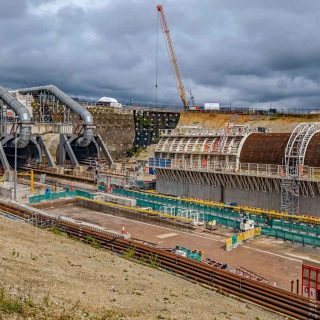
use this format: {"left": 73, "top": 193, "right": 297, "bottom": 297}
{"left": 156, "top": 179, "right": 223, "bottom": 202}
{"left": 156, "top": 178, "right": 320, "bottom": 217}
{"left": 33, "top": 198, "right": 194, "bottom": 231}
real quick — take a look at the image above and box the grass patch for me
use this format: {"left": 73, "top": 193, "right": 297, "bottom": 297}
{"left": 0, "top": 287, "right": 126, "bottom": 319}
{"left": 50, "top": 226, "right": 67, "bottom": 237}
{"left": 0, "top": 288, "right": 23, "bottom": 315}
{"left": 85, "top": 235, "right": 101, "bottom": 249}
{"left": 123, "top": 246, "right": 136, "bottom": 260}
{"left": 147, "top": 253, "right": 158, "bottom": 269}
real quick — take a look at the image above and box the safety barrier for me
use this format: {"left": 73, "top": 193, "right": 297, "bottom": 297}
{"left": 225, "top": 238, "right": 233, "bottom": 251}
{"left": 76, "top": 197, "right": 193, "bottom": 226}
{"left": 261, "top": 227, "right": 320, "bottom": 247}
{"left": 113, "top": 189, "right": 320, "bottom": 247}
{"left": 29, "top": 189, "right": 94, "bottom": 204}
{"left": 226, "top": 228, "right": 261, "bottom": 251}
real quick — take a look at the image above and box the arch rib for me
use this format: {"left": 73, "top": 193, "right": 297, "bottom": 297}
{"left": 281, "top": 122, "right": 320, "bottom": 214}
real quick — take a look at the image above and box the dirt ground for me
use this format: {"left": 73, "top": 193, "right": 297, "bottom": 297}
{"left": 45, "top": 203, "right": 320, "bottom": 291}
{"left": 0, "top": 216, "right": 285, "bottom": 320}
{"left": 179, "top": 111, "right": 320, "bottom": 132}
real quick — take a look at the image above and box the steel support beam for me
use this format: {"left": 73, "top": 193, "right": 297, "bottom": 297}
{"left": 0, "top": 140, "right": 11, "bottom": 171}
{"left": 36, "top": 136, "right": 56, "bottom": 167}
{"left": 95, "top": 134, "right": 113, "bottom": 165}
{"left": 58, "top": 134, "right": 79, "bottom": 166}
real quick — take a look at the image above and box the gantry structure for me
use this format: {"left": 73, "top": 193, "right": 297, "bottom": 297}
{"left": 153, "top": 123, "right": 320, "bottom": 215}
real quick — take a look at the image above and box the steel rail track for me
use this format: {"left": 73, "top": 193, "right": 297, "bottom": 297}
{"left": 61, "top": 222, "right": 319, "bottom": 320}
{"left": 0, "top": 202, "right": 319, "bottom": 320}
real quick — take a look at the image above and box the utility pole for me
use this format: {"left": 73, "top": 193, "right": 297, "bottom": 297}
{"left": 14, "top": 116, "right": 18, "bottom": 202}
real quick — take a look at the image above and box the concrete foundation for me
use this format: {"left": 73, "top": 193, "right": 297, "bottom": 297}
{"left": 0, "top": 182, "right": 31, "bottom": 203}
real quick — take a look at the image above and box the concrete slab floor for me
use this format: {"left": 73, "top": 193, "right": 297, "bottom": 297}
{"left": 46, "top": 203, "right": 320, "bottom": 291}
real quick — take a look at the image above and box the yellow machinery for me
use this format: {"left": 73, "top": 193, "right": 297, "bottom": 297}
{"left": 18, "top": 170, "right": 34, "bottom": 194}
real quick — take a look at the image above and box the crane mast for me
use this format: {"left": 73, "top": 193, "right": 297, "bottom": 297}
{"left": 157, "top": 4, "right": 188, "bottom": 110}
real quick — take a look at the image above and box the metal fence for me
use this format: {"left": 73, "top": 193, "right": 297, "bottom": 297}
{"left": 153, "top": 159, "right": 320, "bottom": 182}
{"left": 72, "top": 97, "right": 320, "bottom": 116}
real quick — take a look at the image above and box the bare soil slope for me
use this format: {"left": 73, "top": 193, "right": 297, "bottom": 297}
{"left": 0, "top": 217, "right": 283, "bottom": 319}
{"left": 179, "top": 111, "right": 320, "bottom": 132}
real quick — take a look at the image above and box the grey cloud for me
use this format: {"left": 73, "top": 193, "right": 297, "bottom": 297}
{"left": 0, "top": 0, "right": 320, "bottom": 107}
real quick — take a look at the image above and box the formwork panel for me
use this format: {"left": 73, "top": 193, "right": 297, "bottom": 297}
{"left": 305, "top": 132, "right": 320, "bottom": 167}
{"left": 240, "top": 133, "right": 290, "bottom": 165}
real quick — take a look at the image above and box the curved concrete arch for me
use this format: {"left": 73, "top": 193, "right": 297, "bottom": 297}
{"left": 68, "top": 135, "right": 99, "bottom": 155}
{"left": 235, "top": 132, "right": 254, "bottom": 170}
{"left": 285, "top": 122, "right": 320, "bottom": 167}
{"left": 2, "top": 135, "right": 41, "bottom": 168}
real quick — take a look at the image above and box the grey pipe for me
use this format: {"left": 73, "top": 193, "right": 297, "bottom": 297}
{"left": 19, "top": 85, "right": 94, "bottom": 147}
{"left": 0, "top": 86, "right": 32, "bottom": 148}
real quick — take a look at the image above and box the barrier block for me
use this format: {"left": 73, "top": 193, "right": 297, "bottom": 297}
{"left": 226, "top": 238, "right": 233, "bottom": 251}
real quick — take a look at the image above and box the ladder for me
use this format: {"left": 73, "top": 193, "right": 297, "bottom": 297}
{"left": 281, "top": 123, "right": 320, "bottom": 214}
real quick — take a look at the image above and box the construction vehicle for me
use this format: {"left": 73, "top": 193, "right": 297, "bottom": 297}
{"left": 157, "top": 4, "right": 194, "bottom": 110}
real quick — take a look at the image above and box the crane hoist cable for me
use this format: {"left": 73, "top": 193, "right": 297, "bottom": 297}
{"left": 155, "top": 8, "right": 159, "bottom": 107}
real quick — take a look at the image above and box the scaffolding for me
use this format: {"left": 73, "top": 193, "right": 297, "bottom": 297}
{"left": 160, "top": 123, "right": 260, "bottom": 138}
{"left": 155, "top": 124, "right": 270, "bottom": 177}
{"left": 160, "top": 205, "right": 205, "bottom": 225}
{"left": 281, "top": 123, "right": 320, "bottom": 214}
{"left": 151, "top": 122, "right": 320, "bottom": 215}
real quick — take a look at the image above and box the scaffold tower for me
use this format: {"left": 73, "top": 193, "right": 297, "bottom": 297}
{"left": 281, "top": 123, "right": 320, "bottom": 214}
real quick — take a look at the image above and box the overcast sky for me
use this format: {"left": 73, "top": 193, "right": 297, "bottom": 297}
{"left": 1, "top": 0, "right": 320, "bottom": 108}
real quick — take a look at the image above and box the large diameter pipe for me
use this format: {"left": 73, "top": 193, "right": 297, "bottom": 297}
{"left": 18, "top": 85, "right": 94, "bottom": 147}
{"left": 0, "top": 86, "right": 32, "bottom": 148}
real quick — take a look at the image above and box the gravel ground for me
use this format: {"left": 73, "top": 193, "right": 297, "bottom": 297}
{"left": 0, "top": 216, "right": 285, "bottom": 320}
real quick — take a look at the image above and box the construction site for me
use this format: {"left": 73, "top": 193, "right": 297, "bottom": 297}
{"left": 0, "top": 3, "right": 320, "bottom": 320}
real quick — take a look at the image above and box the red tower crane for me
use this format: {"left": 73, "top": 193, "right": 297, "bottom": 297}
{"left": 156, "top": 4, "right": 193, "bottom": 110}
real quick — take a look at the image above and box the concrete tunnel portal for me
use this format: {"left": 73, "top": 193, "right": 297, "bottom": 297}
{"left": 0, "top": 84, "right": 113, "bottom": 172}
{"left": 0, "top": 85, "right": 39, "bottom": 172}
{"left": 2, "top": 138, "right": 41, "bottom": 168}
{"left": 18, "top": 85, "right": 113, "bottom": 167}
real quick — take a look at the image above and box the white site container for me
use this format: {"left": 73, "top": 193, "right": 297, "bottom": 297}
{"left": 204, "top": 102, "right": 220, "bottom": 110}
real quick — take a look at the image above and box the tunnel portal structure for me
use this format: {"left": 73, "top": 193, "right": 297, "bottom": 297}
{"left": 0, "top": 86, "right": 43, "bottom": 173}
{"left": 17, "top": 85, "right": 113, "bottom": 167}
{"left": 152, "top": 123, "right": 320, "bottom": 216}
{"left": 0, "top": 85, "right": 114, "bottom": 172}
